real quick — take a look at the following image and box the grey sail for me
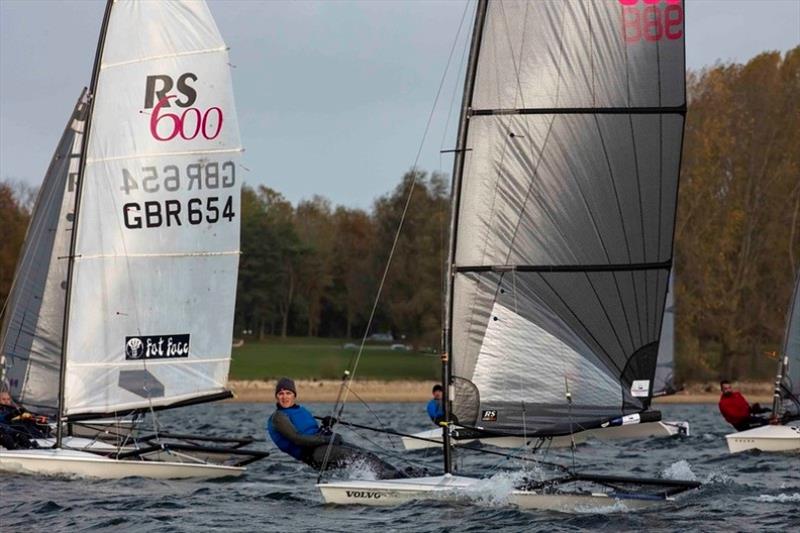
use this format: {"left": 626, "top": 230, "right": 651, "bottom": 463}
{"left": 780, "top": 269, "right": 800, "bottom": 417}
{"left": 653, "top": 270, "right": 676, "bottom": 396}
{"left": 0, "top": 91, "right": 89, "bottom": 416}
{"left": 450, "top": 0, "right": 685, "bottom": 436}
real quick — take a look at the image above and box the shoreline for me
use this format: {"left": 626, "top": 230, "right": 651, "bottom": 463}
{"left": 228, "top": 379, "right": 775, "bottom": 404}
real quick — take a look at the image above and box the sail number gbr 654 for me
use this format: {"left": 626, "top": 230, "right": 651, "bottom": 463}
{"left": 120, "top": 161, "right": 236, "bottom": 229}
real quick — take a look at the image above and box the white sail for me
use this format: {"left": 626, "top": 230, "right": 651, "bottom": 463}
{"left": 0, "top": 92, "right": 89, "bottom": 416}
{"left": 449, "top": 0, "right": 685, "bottom": 434}
{"left": 63, "top": 0, "right": 241, "bottom": 417}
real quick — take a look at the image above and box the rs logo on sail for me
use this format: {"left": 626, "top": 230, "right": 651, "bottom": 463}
{"left": 144, "top": 73, "right": 223, "bottom": 142}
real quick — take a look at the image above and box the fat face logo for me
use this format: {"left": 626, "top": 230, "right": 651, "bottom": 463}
{"left": 481, "top": 410, "right": 498, "bottom": 422}
{"left": 143, "top": 73, "right": 223, "bottom": 142}
{"left": 125, "top": 337, "right": 145, "bottom": 359}
{"left": 124, "top": 334, "right": 191, "bottom": 360}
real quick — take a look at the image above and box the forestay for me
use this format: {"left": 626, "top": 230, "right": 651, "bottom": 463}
{"left": 450, "top": 0, "right": 685, "bottom": 436}
{"left": 780, "top": 270, "right": 800, "bottom": 417}
{"left": 0, "top": 92, "right": 89, "bottom": 416}
{"left": 63, "top": 0, "right": 241, "bottom": 417}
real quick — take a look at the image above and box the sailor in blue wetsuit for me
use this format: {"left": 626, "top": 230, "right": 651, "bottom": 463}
{"left": 426, "top": 384, "right": 445, "bottom": 425}
{"left": 266, "top": 377, "right": 405, "bottom": 479}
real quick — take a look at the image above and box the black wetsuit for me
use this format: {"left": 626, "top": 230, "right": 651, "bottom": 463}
{"left": 0, "top": 405, "right": 50, "bottom": 450}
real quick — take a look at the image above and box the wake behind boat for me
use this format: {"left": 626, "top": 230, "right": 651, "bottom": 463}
{"left": 318, "top": 0, "right": 698, "bottom": 511}
{"left": 0, "top": 0, "right": 267, "bottom": 479}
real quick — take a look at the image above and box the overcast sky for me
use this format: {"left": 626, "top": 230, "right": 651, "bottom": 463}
{"left": 1, "top": 0, "right": 798, "bottom": 209}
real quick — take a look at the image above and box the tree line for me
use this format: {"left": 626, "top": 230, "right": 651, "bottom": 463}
{"left": 1, "top": 49, "right": 798, "bottom": 382}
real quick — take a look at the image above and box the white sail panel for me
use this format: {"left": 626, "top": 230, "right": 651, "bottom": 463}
{"left": 64, "top": 0, "right": 240, "bottom": 416}
{"left": 1, "top": 94, "right": 88, "bottom": 416}
{"left": 473, "top": 302, "right": 621, "bottom": 406}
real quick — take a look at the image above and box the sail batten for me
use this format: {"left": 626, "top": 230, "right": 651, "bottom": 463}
{"left": 100, "top": 46, "right": 228, "bottom": 70}
{"left": 471, "top": 106, "right": 685, "bottom": 115}
{"left": 449, "top": 0, "right": 685, "bottom": 437}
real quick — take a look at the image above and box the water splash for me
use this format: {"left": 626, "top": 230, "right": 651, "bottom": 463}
{"left": 459, "top": 470, "right": 529, "bottom": 505}
{"left": 342, "top": 456, "right": 380, "bottom": 481}
{"left": 756, "top": 493, "right": 800, "bottom": 503}
{"left": 703, "top": 471, "right": 737, "bottom": 486}
{"left": 662, "top": 459, "right": 697, "bottom": 481}
{"left": 571, "top": 500, "right": 631, "bottom": 515}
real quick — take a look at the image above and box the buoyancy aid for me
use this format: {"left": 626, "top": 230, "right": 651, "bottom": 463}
{"left": 267, "top": 404, "right": 319, "bottom": 460}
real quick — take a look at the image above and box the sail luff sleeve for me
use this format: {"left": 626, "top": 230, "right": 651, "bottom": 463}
{"left": 451, "top": 0, "right": 685, "bottom": 436}
{"left": 62, "top": 0, "right": 241, "bottom": 416}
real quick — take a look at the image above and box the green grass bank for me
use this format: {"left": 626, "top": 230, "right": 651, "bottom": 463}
{"left": 230, "top": 337, "right": 440, "bottom": 381}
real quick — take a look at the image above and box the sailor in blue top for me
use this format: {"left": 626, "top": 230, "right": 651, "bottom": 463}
{"left": 426, "top": 384, "right": 445, "bottom": 425}
{"left": 266, "top": 377, "right": 406, "bottom": 479}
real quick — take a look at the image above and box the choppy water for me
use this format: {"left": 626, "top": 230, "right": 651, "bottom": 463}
{"left": 3, "top": 402, "right": 799, "bottom": 532}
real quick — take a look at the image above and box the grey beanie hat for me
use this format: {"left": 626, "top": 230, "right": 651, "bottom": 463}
{"left": 275, "top": 377, "right": 297, "bottom": 396}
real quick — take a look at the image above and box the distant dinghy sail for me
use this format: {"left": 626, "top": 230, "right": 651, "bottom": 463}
{"left": 447, "top": 0, "right": 685, "bottom": 438}
{"left": 777, "top": 269, "right": 800, "bottom": 420}
{"left": 654, "top": 270, "right": 677, "bottom": 396}
{"left": 1, "top": 91, "right": 89, "bottom": 417}
{"left": 0, "top": 0, "right": 266, "bottom": 478}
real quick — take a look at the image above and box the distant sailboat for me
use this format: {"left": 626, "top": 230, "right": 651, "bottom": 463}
{"left": 0, "top": 0, "right": 267, "bottom": 478}
{"left": 319, "top": 0, "right": 698, "bottom": 509}
{"left": 726, "top": 269, "right": 800, "bottom": 453}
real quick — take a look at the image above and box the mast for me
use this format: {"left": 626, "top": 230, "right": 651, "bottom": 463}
{"left": 441, "top": 0, "right": 488, "bottom": 475}
{"left": 55, "top": 0, "right": 115, "bottom": 448}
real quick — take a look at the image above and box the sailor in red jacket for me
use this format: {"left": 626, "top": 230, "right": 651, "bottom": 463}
{"left": 718, "top": 380, "right": 770, "bottom": 431}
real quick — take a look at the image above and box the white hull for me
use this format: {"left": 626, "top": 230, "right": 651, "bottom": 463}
{"left": 318, "top": 474, "right": 669, "bottom": 512}
{"left": 402, "top": 421, "right": 689, "bottom": 451}
{"left": 0, "top": 448, "right": 244, "bottom": 479}
{"left": 318, "top": 474, "right": 479, "bottom": 505}
{"left": 725, "top": 424, "right": 800, "bottom": 453}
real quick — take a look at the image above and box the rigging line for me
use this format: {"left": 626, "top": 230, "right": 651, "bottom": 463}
{"left": 328, "top": 417, "right": 571, "bottom": 473}
{"left": 340, "top": 386, "right": 399, "bottom": 451}
{"left": 439, "top": 0, "right": 473, "bottom": 153}
{"left": 318, "top": 3, "right": 473, "bottom": 480}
